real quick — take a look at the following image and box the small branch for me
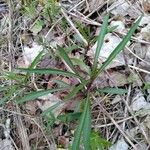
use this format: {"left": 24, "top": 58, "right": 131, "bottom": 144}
{"left": 61, "top": 8, "right": 88, "bottom": 46}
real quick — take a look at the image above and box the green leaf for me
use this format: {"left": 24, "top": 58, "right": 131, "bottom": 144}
{"left": 30, "top": 19, "right": 44, "bottom": 35}
{"left": 4, "top": 72, "right": 26, "bottom": 83}
{"left": 17, "top": 88, "right": 66, "bottom": 104}
{"left": 29, "top": 50, "right": 44, "bottom": 69}
{"left": 97, "top": 16, "right": 142, "bottom": 75}
{"left": 107, "top": 25, "right": 118, "bottom": 33}
{"left": 57, "top": 112, "right": 81, "bottom": 123}
{"left": 97, "top": 87, "right": 128, "bottom": 95}
{"left": 71, "top": 58, "right": 90, "bottom": 74}
{"left": 0, "top": 85, "right": 17, "bottom": 105}
{"left": 64, "top": 82, "right": 87, "bottom": 100}
{"left": 18, "top": 68, "right": 84, "bottom": 80}
{"left": 57, "top": 46, "right": 80, "bottom": 77}
{"left": 90, "top": 131, "right": 111, "bottom": 150}
{"left": 76, "top": 22, "right": 90, "bottom": 41}
{"left": 24, "top": 50, "right": 44, "bottom": 82}
{"left": 42, "top": 101, "right": 61, "bottom": 116}
{"left": 92, "top": 15, "right": 109, "bottom": 76}
{"left": 52, "top": 79, "right": 70, "bottom": 87}
{"left": 71, "top": 95, "right": 91, "bottom": 150}
{"left": 143, "top": 82, "right": 150, "bottom": 90}
{"left": 65, "top": 45, "right": 79, "bottom": 53}
{"left": 83, "top": 97, "right": 91, "bottom": 150}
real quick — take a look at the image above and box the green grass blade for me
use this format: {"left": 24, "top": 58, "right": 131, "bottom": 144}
{"left": 107, "top": 25, "right": 118, "bottom": 33}
{"left": 18, "top": 68, "right": 84, "bottom": 80}
{"left": 24, "top": 50, "right": 44, "bottom": 82}
{"left": 83, "top": 97, "right": 91, "bottom": 150}
{"left": 42, "top": 101, "right": 62, "bottom": 117}
{"left": 57, "top": 112, "right": 81, "bottom": 123}
{"left": 29, "top": 50, "right": 44, "bottom": 69}
{"left": 58, "top": 46, "right": 78, "bottom": 74}
{"left": 97, "top": 87, "right": 128, "bottom": 95}
{"left": 65, "top": 45, "right": 79, "bottom": 53}
{"left": 71, "top": 58, "right": 90, "bottom": 74}
{"left": 71, "top": 95, "right": 90, "bottom": 150}
{"left": 76, "top": 22, "right": 89, "bottom": 41}
{"left": 17, "top": 88, "right": 67, "bottom": 104}
{"left": 0, "top": 86, "right": 17, "bottom": 105}
{"left": 92, "top": 15, "right": 109, "bottom": 76}
{"left": 97, "top": 16, "right": 142, "bottom": 75}
{"left": 52, "top": 79, "right": 70, "bottom": 87}
{"left": 90, "top": 131, "right": 111, "bottom": 150}
{"left": 64, "top": 81, "right": 88, "bottom": 100}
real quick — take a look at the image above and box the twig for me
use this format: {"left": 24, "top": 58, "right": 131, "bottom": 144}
{"left": 7, "top": 0, "right": 13, "bottom": 82}
{"left": 128, "top": 65, "right": 150, "bottom": 75}
{"left": 61, "top": 8, "right": 88, "bottom": 46}
{"left": 94, "top": 97, "right": 137, "bottom": 150}
{"left": 94, "top": 116, "right": 133, "bottom": 128}
{"left": 122, "top": 85, "right": 150, "bottom": 146}
{"left": 45, "top": 0, "right": 85, "bottom": 38}
{"left": 14, "top": 105, "right": 30, "bottom": 150}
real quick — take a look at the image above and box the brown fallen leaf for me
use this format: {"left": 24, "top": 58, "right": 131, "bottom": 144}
{"left": 58, "top": 136, "right": 69, "bottom": 148}
{"left": 88, "top": 0, "right": 105, "bottom": 12}
{"left": 143, "top": 0, "right": 150, "bottom": 13}
{"left": 37, "top": 93, "right": 65, "bottom": 117}
{"left": 92, "top": 70, "right": 142, "bottom": 88}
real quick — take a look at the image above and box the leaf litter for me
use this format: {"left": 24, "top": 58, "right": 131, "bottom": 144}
{"left": 1, "top": 0, "right": 150, "bottom": 149}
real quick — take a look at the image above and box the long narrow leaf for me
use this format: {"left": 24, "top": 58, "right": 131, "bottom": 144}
{"left": 29, "top": 50, "right": 44, "bottom": 69}
{"left": 24, "top": 50, "right": 44, "bottom": 82}
{"left": 42, "top": 101, "right": 62, "bottom": 116}
{"left": 92, "top": 15, "right": 109, "bottom": 75}
{"left": 18, "top": 68, "right": 84, "bottom": 80}
{"left": 0, "top": 86, "right": 17, "bottom": 105}
{"left": 97, "top": 16, "right": 142, "bottom": 75}
{"left": 97, "top": 87, "right": 128, "bottom": 95}
{"left": 71, "top": 58, "right": 90, "bottom": 74}
{"left": 71, "top": 96, "right": 90, "bottom": 150}
{"left": 64, "top": 81, "right": 88, "bottom": 100}
{"left": 58, "top": 46, "right": 79, "bottom": 75}
{"left": 57, "top": 112, "right": 81, "bottom": 123}
{"left": 83, "top": 97, "right": 91, "bottom": 150}
{"left": 52, "top": 79, "right": 70, "bottom": 87}
{"left": 17, "top": 88, "right": 67, "bottom": 104}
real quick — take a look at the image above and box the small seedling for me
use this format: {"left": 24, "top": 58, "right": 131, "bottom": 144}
{"left": 1, "top": 14, "right": 142, "bottom": 149}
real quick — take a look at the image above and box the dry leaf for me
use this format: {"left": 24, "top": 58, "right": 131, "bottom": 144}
{"left": 134, "top": 142, "right": 148, "bottom": 150}
{"left": 93, "top": 71, "right": 142, "bottom": 88}
{"left": 17, "top": 56, "right": 27, "bottom": 68}
{"left": 143, "top": 0, "right": 150, "bottom": 13}
{"left": 88, "top": 0, "right": 104, "bottom": 12}
{"left": 143, "top": 115, "right": 150, "bottom": 129}
{"left": 109, "top": 138, "right": 128, "bottom": 150}
{"left": 131, "top": 89, "right": 150, "bottom": 112}
{"left": 25, "top": 101, "right": 37, "bottom": 115}
{"left": 89, "top": 33, "right": 129, "bottom": 69}
{"left": 0, "top": 139, "right": 14, "bottom": 150}
{"left": 109, "top": 0, "right": 141, "bottom": 18}
{"left": 110, "top": 20, "right": 126, "bottom": 33}
{"left": 37, "top": 93, "right": 65, "bottom": 117}
{"left": 111, "top": 95, "right": 122, "bottom": 104}
{"left": 139, "top": 16, "right": 150, "bottom": 26}
{"left": 23, "top": 42, "right": 44, "bottom": 67}
{"left": 138, "top": 15, "right": 150, "bottom": 41}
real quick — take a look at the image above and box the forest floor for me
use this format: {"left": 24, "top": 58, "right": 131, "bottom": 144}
{"left": 0, "top": 0, "right": 150, "bottom": 150}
